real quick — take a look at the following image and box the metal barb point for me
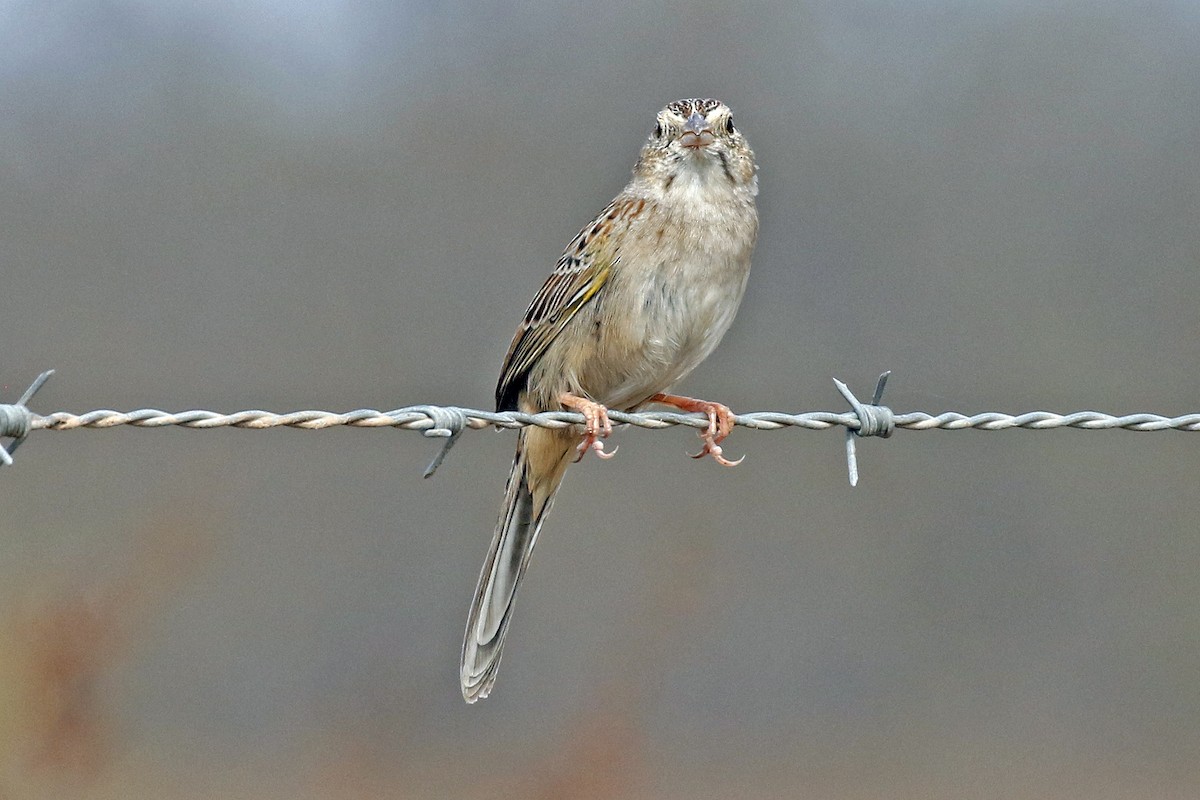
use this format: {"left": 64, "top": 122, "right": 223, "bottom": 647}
{"left": 415, "top": 405, "right": 468, "bottom": 478}
{"left": 833, "top": 371, "right": 893, "bottom": 487}
{"left": 1, "top": 369, "right": 55, "bottom": 467}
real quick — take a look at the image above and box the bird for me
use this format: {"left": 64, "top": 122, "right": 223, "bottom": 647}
{"left": 461, "top": 98, "right": 759, "bottom": 702}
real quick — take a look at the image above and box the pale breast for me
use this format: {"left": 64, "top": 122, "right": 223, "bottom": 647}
{"left": 574, "top": 204, "right": 757, "bottom": 410}
{"left": 523, "top": 160, "right": 758, "bottom": 414}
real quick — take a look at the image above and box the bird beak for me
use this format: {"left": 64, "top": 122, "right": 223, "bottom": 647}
{"left": 679, "top": 112, "right": 715, "bottom": 149}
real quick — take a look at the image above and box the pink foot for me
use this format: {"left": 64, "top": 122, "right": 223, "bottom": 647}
{"left": 650, "top": 393, "right": 744, "bottom": 466}
{"left": 558, "top": 393, "right": 617, "bottom": 462}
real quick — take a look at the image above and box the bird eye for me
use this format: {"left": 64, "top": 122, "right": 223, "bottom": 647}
{"left": 653, "top": 122, "right": 664, "bottom": 138}
{"left": 724, "top": 117, "right": 736, "bottom": 134}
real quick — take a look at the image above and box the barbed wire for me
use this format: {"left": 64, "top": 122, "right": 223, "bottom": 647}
{"left": 31, "top": 407, "right": 1200, "bottom": 432}
{"left": 3, "top": 370, "right": 1198, "bottom": 484}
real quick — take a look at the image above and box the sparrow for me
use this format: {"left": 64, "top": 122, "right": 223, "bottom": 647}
{"left": 461, "top": 98, "right": 759, "bottom": 701}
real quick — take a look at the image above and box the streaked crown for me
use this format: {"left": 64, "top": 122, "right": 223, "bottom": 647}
{"left": 665, "top": 98, "right": 723, "bottom": 118}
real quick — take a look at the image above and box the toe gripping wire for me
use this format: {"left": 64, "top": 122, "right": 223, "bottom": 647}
{"left": 0, "top": 370, "right": 54, "bottom": 467}
{"left": 833, "top": 371, "right": 894, "bottom": 487}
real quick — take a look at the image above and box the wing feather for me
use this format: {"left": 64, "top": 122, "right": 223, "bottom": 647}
{"left": 495, "top": 202, "right": 629, "bottom": 411}
{"left": 494, "top": 196, "right": 652, "bottom": 410}
{"left": 495, "top": 254, "right": 612, "bottom": 410}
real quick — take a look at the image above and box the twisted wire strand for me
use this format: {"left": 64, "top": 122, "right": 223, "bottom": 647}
{"left": 29, "top": 407, "right": 1200, "bottom": 433}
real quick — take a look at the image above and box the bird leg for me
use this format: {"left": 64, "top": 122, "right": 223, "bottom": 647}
{"left": 649, "top": 393, "right": 743, "bottom": 466}
{"left": 558, "top": 392, "right": 616, "bottom": 462}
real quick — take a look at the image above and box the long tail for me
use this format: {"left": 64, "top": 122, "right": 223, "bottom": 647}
{"left": 461, "top": 427, "right": 571, "bottom": 702}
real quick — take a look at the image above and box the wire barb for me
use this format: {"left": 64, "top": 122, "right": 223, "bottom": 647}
{"left": 833, "top": 371, "right": 894, "bottom": 487}
{"left": 411, "top": 405, "right": 468, "bottom": 478}
{"left": 0, "top": 369, "right": 55, "bottom": 467}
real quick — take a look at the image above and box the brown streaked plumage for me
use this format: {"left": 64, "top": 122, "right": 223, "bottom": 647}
{"left": 462, "top": 98, "right": 759, "bottom": 702}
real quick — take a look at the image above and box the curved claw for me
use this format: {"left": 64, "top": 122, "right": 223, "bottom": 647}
{"left": 574, "top": 434, "right": 618, "bottom": 462}
{"left": 649, "top": 393, "right": 744, "bottom": 467}
{"left": 592, "top": 441, "right": 618, "bottom": 460}
{"left": 688, "top": 440, "right": 744, "bottom": 467}
{"left": 561, "top": 392, "right": 617, "bottom": 463}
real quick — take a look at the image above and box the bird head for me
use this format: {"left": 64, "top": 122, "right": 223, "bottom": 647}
{"left": 634, "top": 98, "right": 757, "bottom": 194}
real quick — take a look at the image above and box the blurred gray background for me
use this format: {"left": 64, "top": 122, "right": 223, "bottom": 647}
{"left": 2, "top": 1, "right": 1199, "bottom": 797}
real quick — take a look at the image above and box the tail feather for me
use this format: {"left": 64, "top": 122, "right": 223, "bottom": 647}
{"left": 461, "top": 428, "right": 569, "bottom": 702}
